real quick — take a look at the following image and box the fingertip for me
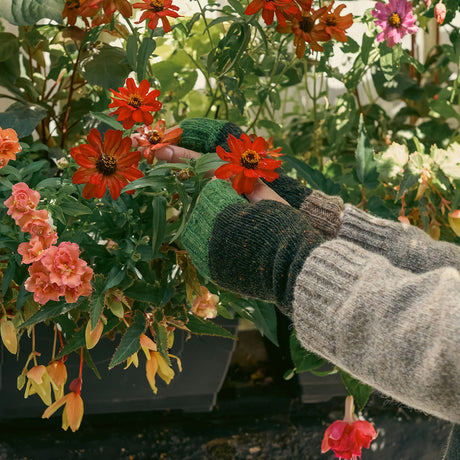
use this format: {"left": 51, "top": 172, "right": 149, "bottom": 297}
{"left": 247, "top": 180, "right": 290, "bottom": 206}
{"left": 155, "top": 146, "right": 174, "bottom": 162}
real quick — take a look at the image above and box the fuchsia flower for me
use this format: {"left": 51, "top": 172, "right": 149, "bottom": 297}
{"left": 321, "top": 395, "right": 377, "bottom": 460}
{"left": 371, "top": 0, "right": 418, "bottom": 47}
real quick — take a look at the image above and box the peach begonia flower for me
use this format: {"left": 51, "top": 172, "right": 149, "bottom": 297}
{"left": 42, "top": 378, "right": 84, "bottom": 432}
{"left": 145, "top": 349, "right": 181, "bottom": 394}
{"left": 0, "top": 318, "right": 18, "bottom": 354}
{"left": 17, "top": 232, "right": 59, "bottom": 264}
{"left": 434, "top": 2, "right": 446, "bottom": 24}
{"left": 25, "top": 242, "right": 93, "bottom": 305}
{"left": 85, "top": 318, "right": 104, "bottom": 349}
{"left": 0, "top": 127, "right": 21, "bottom": 168}
{"left": 17, "top": 208, "right": 53, "bottom": 236}
{"left": 24, "top": 365, "right": 53, "bottom": 406}
{"left": 4, "top": 182, "right": 41, "bottom": 222}
{"left": 47, "top": 360, "right": 68, "bottom": 401}
{"left": 191, "top": 286, "right": 219, "bottom": 320}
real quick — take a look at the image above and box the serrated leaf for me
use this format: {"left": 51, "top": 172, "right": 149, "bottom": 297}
{"left": 0, "top": 0, "right": 64, "bottom": 25}
{"left": 20, "top": 298, "right": 85, "bottom": 328}
{"left": 339, "top": 370, "right": 373, "bottom": 410}
{"left": 152, "top": 322, "right": 169, "bottom": 364}
{"left": 109, "top": 311, "right": 146, "bottom": 368}
{"left": 186, "top": 314, "right": 237, "bottom": 339}
{"left": 356, "top": 115, "right": 379, "bottom": 189}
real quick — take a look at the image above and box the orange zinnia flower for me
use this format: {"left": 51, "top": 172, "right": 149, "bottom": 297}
{"left": 318, "top": 1, "right": 353, "bottom": 42}
{"left": 70, "top": 128, "right": 144, "bottom": 200}
{"left": 0, "top": 127, "right": 21, "bottom": 168}
{"left": 215, "top": 134, "right": 283, "bottom": 196}
{"left": 277, "top": 5, "right": 329, "bottom": 57}
{"left": 103, "top": 0, "right": 132, "bottom": 17}
{"left": 244, "top": 0, "right": 299, "bottom": 27}
{"left": 131, "top": 120, "right": 182, "bottom": 164}
{"left": 62, "top": 0, "right": 103, "bottom": 26}
{"left": 133, "top": 0, "right": 180, "bottom": 32}
{"left": 109, "top": 78, "right": 162, "bottom": 130}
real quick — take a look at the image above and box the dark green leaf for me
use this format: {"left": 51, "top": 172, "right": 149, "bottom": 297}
{"left": 0, "top": 103, "right": 47, "bottom": 138}
{"left": 16, "top": 283, "right": 32, "bottom": 310}
{"left": 0, "top": 0, "right": 64, "bottom": 25}
{"left": 83, "top": 348, "right": 101, "bottom": 380}
{"left": 104, "top": 266, "right": 126, "bottom": 291}
{"left": 90, "top": 111, "right": 124, "bottom": 130}
{"left": 152, "top": 195, "right": 166, "bottom": 255}
{"left": 356, "top": 115, "right": 379, "bottom": 189}
{"left": 124, "top": 281, "right": 160, "bottom": 303}
{"left": 2, "top": 259, "right": 16, "bottom": 297}
{"left": 60, "top": 200, "right": 92, "bottom": 217}
{"left": 20, "top": 298, "right": 84, "bottom": 328}
{"left": 126, "top": 34, "right": 138, "bottom": 71}
{"left": 227, "top": 0, "right": 246, "bottom": 16}
{"left": 289, "top": 331, "right": 326, "bottom": 373}
{"left": 339, "top": 370, "right": 373, "bottom": 410}
{"left": 137, "top": 37, "right": 156, "bottom": 81}
{"left": 194, "top": 152, "right": 225, "bottom": 176}
{"left": 186, "top": 314, "right": 237, "bottom": 339}
{"left": 109, "top": 310, "right": 146, "bottom": 368}
{"left": 379, "top": 42, "right": 403, "bottom": 81}
{"left": 152, "top": 322, "right": 169, "bottom": 363}
{"left": 0, "top": 33, "right": 19, "bottom": 62}
{"left": 397, "top": 168, "right": 419, "bottom": 199}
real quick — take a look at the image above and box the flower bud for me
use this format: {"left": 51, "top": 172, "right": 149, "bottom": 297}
{"left": 434, "top": 2, "right": 446, "bottom": 24}
{"left": 1, "top": 318, "right": 18, "bottom": 354}
{"left": 85, "top": 319, "right": 104, "bottom": 350}
{"left": 423, "top": 0, "right": 431, "bottom": 7}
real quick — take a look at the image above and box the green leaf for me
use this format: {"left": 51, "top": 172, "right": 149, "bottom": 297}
{"left": 227, "top": 0, "right": 246, "bottom": 16}
{"left": 2, "top": 259, "right": 16, "bottom": 297}
{"left": 104, "top": 266, "right": 126, "bottom": 291}
{"left": 90, "top": 111, "right": 124, "bottom": 130}
{"left": 82, "top": 46, "right": 131, "bottom": 91}
{"left": 20, "top": 298, "right": 85, "bottom": 328}
{"left": 152, "top": 321, "right": 169, "bottom": 363}
{"left": 397, "top": 167, "right": 419, "bottom": 200}
{"left": 152, "top": 195, "right": 166, "bottom": 255}
{"left": 60, "top": 200, "right": 92, "bottom": 217}
{"left": 430, "top": 99, "right": 459, "bottom": 120}
{"left": 361, "top": 33, "right": 375, "bottom": 65}
{"left": 194, "top": 152, "right": 225, "bottom": 176}
{"left": 137, "top": 37, "right": 156, "bottom": 81}
{"left": 356, "top": 115, "right": 379, "bottom": 189}
{"left": 109, "top": 310, "right": 146, "bottom": 368}
{"left": 186, "top": 314, "right": 237, "bottom": 339}
{"left": 0, "top": 103, "right": 47, "bottom": 138}
{"left": 126, "top": 34, "right": 138, "bottom": 71}
{"left": 0, "top": 33, "right": 19, "bottom": 62}
{"left": 123, "top": 281, "right": 160, "bottom": 303}
{"left": 0, "top": 0, "right": 64, "bottom": 25}
{"left": 339, "top": 370, "right": 373, "bottom": 410}
{"left": 379, "top": 42, "right": 403, "bottom": 81}
{"left": 289, "top": 331, "right": 326, "bottom": 373}
{"left": 83, "top": 348, "right": 101, "bottom": 380}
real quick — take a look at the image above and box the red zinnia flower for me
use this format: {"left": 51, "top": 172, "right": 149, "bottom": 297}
{"left": 215, "top": 133, "right": 283, "bottom": 195}
{"left": 131, "top": 120, "right": 182, "bottom": 164}
{"left": 109, "top": 78, "right": 162, "bottom": 130}
{"left": 321, "top": 396, "right": 377, "bottom": 460}
{"left": 70, "top": 129, "right": 144, "bottom": 200}
{"left": 277, "top": 5, "right": 329, "bottom": 57}
{"left": 103, "top": 0, "right": 132, "bottom": 17}
{"left": 62, "top": 0, "right": 103, "bottom": 26}
{"left": 244, "top": 0, "right": 299, "bottom": 27}
{"left": 318, "top": 1, "right": 353, "bottom": 42}
{"left": 133, "top": 0, "right": 180, "bottom": 32}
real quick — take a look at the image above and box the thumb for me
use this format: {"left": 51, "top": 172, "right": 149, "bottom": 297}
{"left": 155, "top": 145, "right": 201, "bottom": 163}
{"left": 246, "top": 180, "right": 290, "bottom": 206}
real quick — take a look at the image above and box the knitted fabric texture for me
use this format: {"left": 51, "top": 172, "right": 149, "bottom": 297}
{"left": 338, "top": 204, "right": 460, "bottom": 273}
{"left": 443, "top": 424, "right": 460, "bottom": 460}
{"left": 178, "top": 118, "right": 243, "bottom": 153}
{"left": 293, "top": 238, "right": 460, "bottom": 424}
{"left": 299, "top": 190, "right": 344, "bottom": 239}
{"left": 208, "top": 200, "right": 323, "bottom": 316}
{"left": 181, "top": 180, "right": 245, "bottom": 279}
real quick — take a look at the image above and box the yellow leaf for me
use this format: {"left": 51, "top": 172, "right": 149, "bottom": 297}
{"left": 145, "top": 350, "right": 159, "bottom": 394}
{"left": 1, "top": 319, "right": 18, "bottom": 354}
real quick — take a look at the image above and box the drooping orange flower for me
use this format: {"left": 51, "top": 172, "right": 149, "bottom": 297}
{"left": 321, "top": 396, "right": 377, "bottom": 460}
{"left": 215, "top": 134, "right": 283, "bottom": 195}
{"left": 62, "top": 0, "right": 103, "bottom": 26}
{"left": 0, "top": 127, "right": 21, "bottom": 168}
{"left": 318, "top": 1, "right": 353, "bottom": 42}
{"left": 103, "top": 0, "right": 132, "bottom": 17}
{"left": 131, "top": 120, "right": 182, "bottom": 164}
{"left": 109, "top": 78, "right": 162, "bottom": 130}
{"left": 70, "top": 128, "right": 144, "bottom": 200}
{"left": 244, "top": 0, "right": 299, "bottom": 27}
{"left": 42, "top": 378, "right": 84, "bottom": 432}
{"left": 133, "top": 0, "right": 180, "bottom": 32}
{"left": 277, "top": 5, "right": 329, "bottom": 57}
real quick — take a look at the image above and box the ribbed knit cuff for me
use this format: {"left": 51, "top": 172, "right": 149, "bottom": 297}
{"left": 299, "top": 190, "right": 344, "bottom": 239}
{"left": 178, "top": 118, "right": 243, "bottom": 153}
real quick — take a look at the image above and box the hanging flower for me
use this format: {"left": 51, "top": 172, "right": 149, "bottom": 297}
{"left": 276, "top": 5, "right": 329, "bottom": 57}
{"left": 434, "top": 2, "right": 446, "bottom": 24}
{"left": 215, "top": 133, "right": 283, "bottom": 195}
{"left": 371, "top": 0, "right": 418, "bottom": 48}
{"left": 70, "top": 129, "right": 144, "bottom": 200}
{"left": 42, "top": 378, "right": 84, "bottom": 432}
{"left": 133, "top": 0, "right": 180, "bottom": 32}
{"left": 4, "top": 183, "right": 41, "bottom": 222}
{"left": 47, "top": 360, "right": 68, "bottom": 401}
{"left": 318, "top": 1, "right": 353, "bottom": 42}
{"left": 145, "top": 349, "right": 181, "bottom": 394}
{"left": 62, "top": 0, "right": 103, "bottom": 26}
{"left": 0, "top": 127, "right": 21, "bottom": 169}
{"left": 102, "top": 0, "right": 132, "bottom": 17}
{"left": 109, "top": 78, "right": 162, "bottom": 130}
{"left": 24, "top": 365, "right": 53, "bottom": 406}
{"left": 321, "top": 395, "right": 377, "bottom": 460}
{"left": 244, "top": 0, "right": 299, "bottom": 27}
{"left": 131, "top": 120, "right": 182, "bottom": 164}
{"left": 191, "top": 286, "right": 219, "bottom": 320}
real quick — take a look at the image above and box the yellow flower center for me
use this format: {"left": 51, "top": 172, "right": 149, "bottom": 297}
{"left": 299, "top": 17, "right": 315, "bottom": 34}
{"left": 96, "top": 154, "right": 117, "bottom": 176}
{"left": 148, "top": 130, "right": 162, "bottom": 144}
{"left": 388, "top": 12, "right": 401, "bottom": 27}
{"left": 128, "top": 94, "right": 143, "bottom": 108}
{"left": 240, "top": 149, "right": 261, "bottom": 169}
{"left": 150, "top": 0, "right": 164, "bottom": 12}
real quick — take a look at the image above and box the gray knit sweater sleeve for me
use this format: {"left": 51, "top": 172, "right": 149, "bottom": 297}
{"left": 338, "top": 204, "right": 460, "bottom": 272}
{"left": 293, "top": 239, "right": 460, "bottom": 424}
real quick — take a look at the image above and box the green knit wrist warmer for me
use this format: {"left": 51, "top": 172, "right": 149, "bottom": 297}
{"left": 178, "top": 118, "right": 243, "bottom": 153}
{"left": 181, "top": 179, "right": 245, "bottom": 279}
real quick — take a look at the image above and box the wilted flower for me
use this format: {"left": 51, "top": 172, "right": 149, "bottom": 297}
{"left": 434, "top": 2, "right": 446, "bottom": 24}
{"left": 145, "top": 350, "right": 181, "bottom": 394}
{"left": 215, "top": 133, "right": 283, "bottom": 195}
{"left": 102, "top": 0, "right": 132, "bottom": 17}
{"left": 62, "top": 0, "right": 103, "bottom": 26}
{"left": 133, "top": 0, "right": 180, "bottom": 32}
{"left": 321, "top": 395, "right": 377, "bottom": 460}
{"left": 109, "top": 78, "right": 162, "bottom": 130}
{"left": 191, "top": 286, "right": 219, "bottom": 320}
{"left": 0, "top": 127, "right": 21, "bottom": 168}
{"left": 371, "top": 0, "right": 418, "bottom": 47}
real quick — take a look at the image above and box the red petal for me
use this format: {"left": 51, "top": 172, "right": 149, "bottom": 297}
{"left": 245, "top": 0, "right": 264, "bottom": 15}
{"left": 227, "top": 134, "right": 244, "bottom": 155}
{"left": 215, "top": 163, "right": 241, "bottom": 179}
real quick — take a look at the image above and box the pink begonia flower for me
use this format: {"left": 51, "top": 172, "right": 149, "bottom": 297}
{"left": 434, "top": 2, "right": 446, "bottom": 24}
{"left": 371, "top": 0, "right": 418, "bottom": 48}
{"left": 25, "top": 242, "right": 93, "bottom": 305}
{"left": 191, "top": 286, "right": 219, "bottom": 320}
{"left": 18, "top": 232, "right": 58, "bottom": 264}
{"left": 17, "top": 209, "right": 53, "bottom": 236}
{"left": 4, "top": 182, "right": 41, "bottom": 222}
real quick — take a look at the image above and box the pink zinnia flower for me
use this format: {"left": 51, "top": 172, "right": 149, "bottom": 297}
{"left": 371, "top": 0, "right": 418, "bottom": 47}
{"left": 4, "top": 182, "right": 41, "bottom": 222}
